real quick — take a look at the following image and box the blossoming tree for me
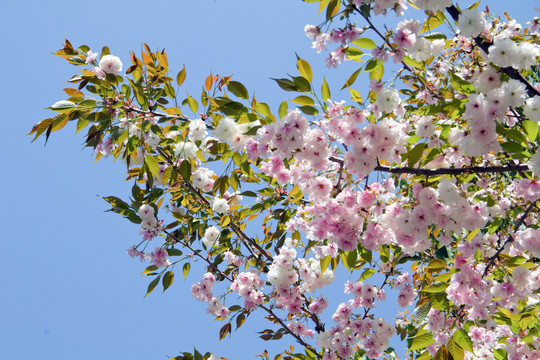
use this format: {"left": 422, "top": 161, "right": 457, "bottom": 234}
{"left": 30, "top": 0, "right": 540, "bottom": 359}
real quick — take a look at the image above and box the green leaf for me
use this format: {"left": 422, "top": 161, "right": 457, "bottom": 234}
{"left": 421, "top": 10, "right": 445, "bottom": 33}
{"left": 50, "top": 113, "right": 69, "bottom": 132}
{"left": 349, "top": 88, "right": 362, "bottom": 104}
{"left": 68, "top": 56, "right": 86, "bottom": 65}
{"left": 179, "top": 159, "right": 192, "bottom": 180}
{"left": 142, "top": 265, "right": 159, "bottom": 274}
{"left": 352, "top": 38, "right": 376, "bottom": 49}
{"left": 326, "top": 0, "right": 340, "bottom": 20}
{"left": 177, "top": 66, "right": 186, "bottom": 86}
{"left": 186, "top": 96, "right": 198, "bottom": 113}
{"left": 162, "top": 271, "right": 174, "bottom": 291}
{"left": 228, "top": 305, "right": 242, "bottom": 312}
{"left": 448, "top": 339, "right": 465, "bottom": 360}
{"left": 421, "top": 282, "right": 448, "bottom": 293}
{"left": 409, "top": 333, "right": 435, "bottom": 351}
{"left": 183, "top": 262, "right": 191, "bottom": 279}
{"left": 227, "top": 81, "right": 249, "bottom": 100}
{"left": 278, "top": 101, "right": 288, "bottom": 119}
{"left": 369, "top": 61, "right": 384, "bottom": 81}
{"left": 145, "top": 276, "right": 160, "bottom": 297}
{"left": 434, "top": 346, "right": 450, "bottom": 360}
{"left": 423, "top": 32, "right": 447, "bottom": 40}
{"left": 236, "top": 312, "right": 246, "bottom": 329}
{"left": 193, "top": 348, "right": 204, "bottom": 360}
{"left": 220, "top": 214, "right": 231, "bottom": 227}
{"left": 219, "top": 322, "right": 231, "bottom": 341}
{"left": 298, "top": 106, "right": 318, "bottom": 115}
{"left": 359, "top": 268, "right": 376, "bottom": 281}
{"left": 293, "top": 76, "right": 311, "bottom": 92}
{"left": 427, "top": 258, "right": 447, "bottom": 272}
{"left": 145, "top": 154, "right": 160, "bottom": 177}
{"left": 347, "top": 250, "right": 357, "bottom": 271}
{"left": 297, "top": 57, "right": 313, "bottom": 82}
{"left": 341, "top": 68, "right": 362, "bottom": 90}
{"left": 318, "top": 0, "right": 330, "bottom": 14}
{"left": 321, "top": 77, "right": 331, "bottom": 102}
{"left": 346, "top": 46, "right": 364, "bottom": 59}
{"left": 501, "top": 141, "right": 527, "bottom": 159}
{"left": 167, "top": 248, "right": 183, "bottom": 256}
{"left": 467, "top": 1, "right": 481, "bottom": 9}
{"left": 255, "top": 102, "right": 272, "bottom": 117}
{"left": 408, "top": 143, "right": 426, "bottom": 167}
{"left": 50, "top": 100, "right": 76, "bottom": 113}
{"left": 453, "top": 329, "right": 474, "bottom": 353}
{"left": 494, "top": 349, "right": 507, "bottom": 360}
{"left": 415, "top": 301, "right": 431, "bottom": 322}
{"left": 291, "top": 95, "right": 315, "bottom": 106}
{"left": 271, "top": 78, "right": 297, "bottom": 92}
{"left": 320, "top": 255, "right": 331, "bottom": 274}
{"left": 403, "top": 56, "right": 425, "bottom": 69}
{"left": 450, "top": 73, "right": 475, "bottom": 95}
{"left": 76, "top": 119, "right": 90, "bottom": 134}
{"left": 102, "top": 196, "right": 130, "bottom": 211}
{"left": 523, "top": 120, "right": 538, "bottom": 142}
{"left": 359, "top": 247, "right": 372, "bottom": 263}
{"left": 164, "top": 82, "right": 176, "bottom": 98}
{"left": 364, "top": 59, "right": 379, "bottom": 72}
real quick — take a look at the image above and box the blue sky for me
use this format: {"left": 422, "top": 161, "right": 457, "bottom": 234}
{"left": 1, "top": 1, "right": 539, "bottom": 359}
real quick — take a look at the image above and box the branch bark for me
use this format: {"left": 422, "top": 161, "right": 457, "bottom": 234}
{"left": 446, "top": 4, "right": 540, "bottom": 98}
{"left": 329, "top": 156, "right": 529, "bottom": 176}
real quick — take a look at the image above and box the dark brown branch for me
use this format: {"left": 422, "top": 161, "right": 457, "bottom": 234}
{"left": 446, "top": 5, "right": 540, "bottom": 98}
{"left": 332, "top": 158, "right": 345, "bottom": 197}
{"left": 375, "top": 163, "right": 529, "bottom": 176}
{"left": 328, "top": 156, "right": 529, "bottom": 176}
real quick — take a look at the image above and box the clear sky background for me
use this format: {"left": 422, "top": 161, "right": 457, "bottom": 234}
{"left": 1, "top": 1, "right": 538, "bottom": 359}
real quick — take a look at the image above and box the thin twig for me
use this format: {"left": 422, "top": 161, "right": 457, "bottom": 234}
{"left": 164, "top": 229, "right": 234, "bottom": 282}
{"left": 260, "top": 305, "right": 322, "bottom": 359}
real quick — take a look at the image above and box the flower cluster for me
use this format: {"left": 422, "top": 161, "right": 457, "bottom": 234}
{"left": 230, "top": 271, "right": 265, "bottom": 311}
{"left": 191, "top": 272, "right": 230, "bottom": 318}
{"left": 138, "top": 204, "right": 163, "bottom": 241}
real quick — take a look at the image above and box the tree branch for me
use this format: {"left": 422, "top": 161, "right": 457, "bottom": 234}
{"left": 483, "top": 199, "right": 539, "bottom": 276}
{"left": 260, "top": 305, "right": 322, "bottom": 359}
{"left": 446, "top": 4, "right": 540, "bottom": 98}
{"left": 328, "top": 156, "right": 529, "bottom": 176}
{"left": 164, "top": 229, "right": 234, "bottom": 282}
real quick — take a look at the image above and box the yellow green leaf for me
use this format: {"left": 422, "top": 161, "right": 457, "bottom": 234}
{"left": 144, "top": 154, "right": 160, "bottom": 177}
{"left": 145, "top": 276, "right": 160, "bottom": 297}
{"left": 453, "top": 329, "right": 474, "bottom": 353}
{"left": 183, "top": 263, "right": 190, "bottom": 279}
{"left": 291, "top": 95, "right": 315, "bottom": 106}
{"left": 162, "top": 271, "right": 174, "bottom": 291}
{"left": 177, "top": 66, "right": 186, "bottom": 86}
{"left": 409, "top": 333, "right": 435, "bottom": 351}
{"left": 322, "top": 76, "right": 331, "bottom": 102}
{"left": 297, "top": 57, "right": 313, "bottom": 82}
